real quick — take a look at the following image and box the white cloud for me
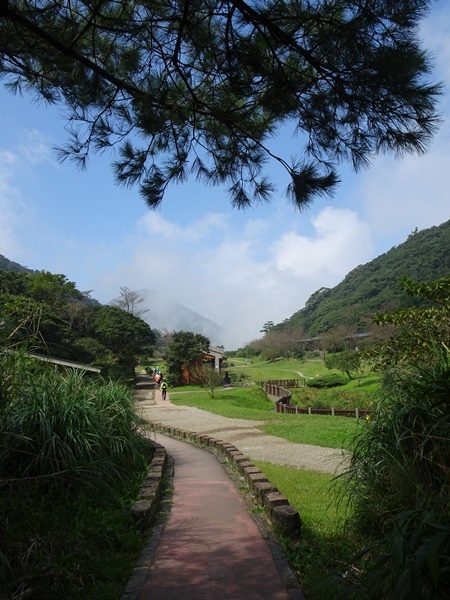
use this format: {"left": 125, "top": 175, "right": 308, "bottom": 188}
{"left": 138, "top": 211, "right": 229, "bottom": 242}
{"left": 19, "top": 129, "right": 54, "bottom": 166}
{"left": 0, "top": 150, "right": 24, "bottom": 257}
{"left": 360, "top": 133, "right": 450, "bottom": 240}
{"left": 91, "top": 206, "right": 375, "bottom": 349}
{"left": 270, "top": 208, "right": 373, "bottom": 279}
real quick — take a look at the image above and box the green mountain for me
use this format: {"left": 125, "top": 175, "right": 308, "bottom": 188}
{"left": 278, "top": 220, "right": 450, "bottom": 337}
{"left": 0, "top": 254, "right": 34, "bottom": 274}
{"left": 0, "top": 255, "right": 222, "bottom": 341}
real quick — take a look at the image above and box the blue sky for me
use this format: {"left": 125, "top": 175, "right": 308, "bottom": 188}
{"left": 1, "top": 2, "right": 450, "bottom": 350}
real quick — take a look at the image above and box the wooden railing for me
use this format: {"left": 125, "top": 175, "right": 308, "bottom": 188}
{"left": 258, "top": 379, "right": 303, "bottom": 388}
{"left": 264, "top": 382, "right": 292, "bottom": 405}
{"left": 275, "top": 404, "right": 371, "bottom": 418}
{"left": 263, "top": 381, "right": 371, "bottom": 419}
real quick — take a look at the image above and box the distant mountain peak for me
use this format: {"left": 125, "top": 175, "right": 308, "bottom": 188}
{"left": 136, "top": 289, "right": 223, "bottom": 344}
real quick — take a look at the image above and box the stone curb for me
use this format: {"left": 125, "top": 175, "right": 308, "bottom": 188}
{"left": 129, "top": 442, "right": 168, "bottom": 531}
{"left": 151, "top": 422, "right": 302, "bottom": 538}
{"left": 121, "top": 452, "right": 174, "bottom": 600}
{"left": 123, "top": 426, "right": 306, "bottom": 600}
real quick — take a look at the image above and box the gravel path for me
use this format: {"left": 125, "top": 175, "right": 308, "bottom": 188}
{"left": 134, "top": 378, "right": 348, "bottom": 475}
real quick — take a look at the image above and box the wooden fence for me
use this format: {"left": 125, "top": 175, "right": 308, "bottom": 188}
{"left": 264, "top": 381, "right": 371, "bottom": 419}
{"left": 275, "top": 404, "right": 371, "bottom": 418}
{"left": 257, "top": 379, "right": 303, "bottom": 388}
{"left": 264, "top": 382, "right": 292, "bottom": 405}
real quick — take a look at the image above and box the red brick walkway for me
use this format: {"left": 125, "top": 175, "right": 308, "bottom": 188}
{"left": 137, "top": 433, "right": 304, "bottom": 599}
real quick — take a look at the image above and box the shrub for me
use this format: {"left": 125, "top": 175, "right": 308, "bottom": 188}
{"left": 292, "top": 387, "right": 374, "bottom": 409}
{"left": 306, "top": 373, "right": 348, "bottom": 389}
{"left": 333, "top": 348, "right": 450, "bottom": 599}
{"left": 0, "top": 358, "right": 152, "bottom": 494}
{"left": 0, "top": 352, "right": 153, "bottom": 598}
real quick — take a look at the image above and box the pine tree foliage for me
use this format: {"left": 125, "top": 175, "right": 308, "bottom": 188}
{"left": 0, "top": 0, "right": 442, "bottom": 209}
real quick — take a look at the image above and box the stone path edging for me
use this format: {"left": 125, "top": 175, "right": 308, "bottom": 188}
{"left": 129, "top": 440, "right": 168, "bottom": 531}
{"left": 125, "top": 432, "right": 306, "bottom": 600}
{"left": 146, "top": 422, "right": 301, "bottom": 537}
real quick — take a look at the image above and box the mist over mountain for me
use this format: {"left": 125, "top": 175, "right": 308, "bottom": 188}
{"left": 136, "top": 289, "right": 223, "bottom": 345}
{"left": 5, "top": 217, "right": 450, "bottom": 349}
{"left": 0, "top": 255, "right": 224, "bottom": 345}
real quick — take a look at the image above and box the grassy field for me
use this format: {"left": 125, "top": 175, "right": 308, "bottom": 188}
{"left": 253, "top": 461, "right": 357, "bottom": 598}
{"left": 169, "top": 385, "right": 361, "bottom": 449}
{"left": 228, "top": 356, "right": 378, "bottom": 385}
{"left": 226, "top": 357, "right": 329, "bottom": 382}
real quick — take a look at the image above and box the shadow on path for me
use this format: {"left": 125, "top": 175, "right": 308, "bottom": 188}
{"left": 134, "top": 433, "right": 305, "bottom": 600}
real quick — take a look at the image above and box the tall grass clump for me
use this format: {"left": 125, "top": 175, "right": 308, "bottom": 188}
{"left": 332, "top": 348, "right": 450, "bottom": 599}
{"left": 0, "top": 353, "right": 153, "bottom": 598}
{"left": 0, "top": 364, "right": 151, "bottom": 492}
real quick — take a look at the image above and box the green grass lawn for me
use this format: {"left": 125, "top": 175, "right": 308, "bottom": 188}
{"left": 227, "top": 357, "right": 329, "bottom": 382}
{"left": 259, "top": 415, "right": 361, "bottom": 449}
{"left": 228, "top": 357, "right": 380, "bottom": 389}
{"left": 253, "top": 461, "right": 356, "bottom": 600}
{"left": 253, "top": 462, "right": 345, "bottom": 534}
{"left": 169, "top": 386, "right": 275, "bottom": 418}
{"left": 169, "top": 385, "right": 362, "bottom": 448}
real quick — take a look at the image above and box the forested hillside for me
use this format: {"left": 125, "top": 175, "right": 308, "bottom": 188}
{"left": 0, "top": 268, "right": 156, "bottom": 378}
{"left": 278, "top": 220, "right": 450, "bottom": 337}
{"left": 0, "top": 254, "right": 34, "bottom": 274}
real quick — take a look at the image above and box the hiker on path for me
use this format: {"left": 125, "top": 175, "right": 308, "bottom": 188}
{"left": 155, "top": 372, "right": 161, "bottom": 389}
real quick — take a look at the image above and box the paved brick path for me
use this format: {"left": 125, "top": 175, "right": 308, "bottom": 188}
{"left": 129, "top": 374, "right": 308, "bottom": 599}
{"left": 136, "top": 433, "right": 304, "bottom": 599}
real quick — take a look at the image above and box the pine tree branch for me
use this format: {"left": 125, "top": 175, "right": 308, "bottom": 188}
{"left": 1, "top": 0, "right": 143, "bottom": 98}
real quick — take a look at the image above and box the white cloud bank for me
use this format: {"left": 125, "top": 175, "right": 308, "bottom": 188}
{"left": 91, "top": 206, "right": 375, "bottom": 348}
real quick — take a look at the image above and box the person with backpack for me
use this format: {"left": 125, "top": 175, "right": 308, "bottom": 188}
{"left": 161, "top": 380, "right": 168, "bottom": 400}
{"left": 155, "top": 372, "right": 161, "bottom": 389}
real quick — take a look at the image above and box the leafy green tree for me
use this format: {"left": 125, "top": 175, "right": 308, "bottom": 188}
{"left": 251, "top": 328, "right": 305, "bottom": 360}
{"left": 0, "top": 0, "right": 441, "bottom": 209}
{"left": 0, "top": 292, "right": 73, "bottom": 354}
{"left": 93, "top": 305, "right": 156, "bottom": 376}
{"left": 260, "top": 321, "right": 275, "bottom": 335}
{"left": 164, "top": 331, "right": 210, "bottom": 386}
{"left": 0, "top": 269, "right": 28, "bottom": 295}
{"left": 71, "top": 336, "right": 114, "bottom": 366}
{"left": 320, "top": 324, "right": 353, "bottom": 353}
{"left": 324, "top": 349, "right": 361, "bottom": 379}
{"left": 371, "top": 276, "right": 450, "bottom": 370}
{"left": 24, "top": 271, "right": 82, "bottom": 309}
{"left": 0, "top": 268, "right": 156, "bottom": 377}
